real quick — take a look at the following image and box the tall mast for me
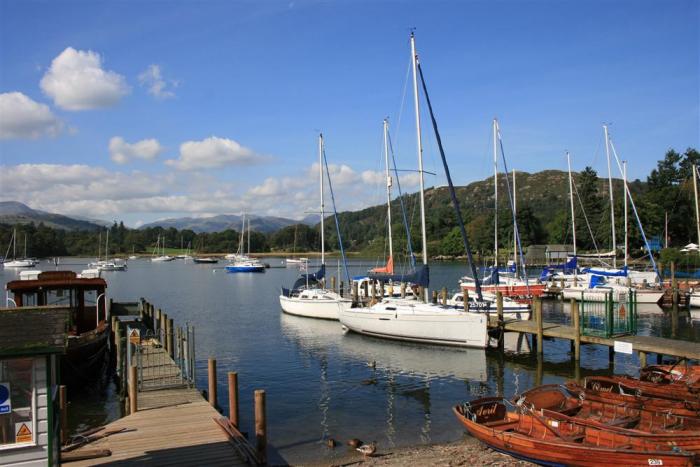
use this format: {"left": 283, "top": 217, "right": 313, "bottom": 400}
{"left": 604, "top": 124, "right": 617, "bottom": 267}
{"left": 411, "top": 31, "right": 429, "bottom": 300}
{"left": 383, "top": 118, "right": 393, "bottom": 261}
{"left": 512, "top": 169, "right": 517, "bottom": 273}
{"left": 247, "top": 217, "right": 251, "bottom": 255}
{"left": 566, "top": 152, "right": 577, "bottom": 258}
{"left": 319, "top": 133, "right": 325, "bottom": 266}
{"left": 105, "top": 229, "right": 109, "bottom": 260}
{"left": 623, "top": 160, "right": 628, "bottom": 267}
{"left": 13, "top": 229, "right": 16, "bottom": 259}
{"left": 493, "top": 118, "right": 498, "bottom": 267}
{"left": 694, "top": 164, "right": 700, "bottom": 249}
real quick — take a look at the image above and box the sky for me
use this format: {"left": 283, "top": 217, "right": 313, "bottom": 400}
{"left": 0, "top": 0, "right": 698, "bottom": 227}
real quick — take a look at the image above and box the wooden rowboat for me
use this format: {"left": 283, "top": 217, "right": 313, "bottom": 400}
{"left": 453, "top": 397, "right": 694, "bottom": 466}
{"left": 585, "top": 375, "right": 700, "bottom": 402}
{"left": 640, "top": 364, "right": 700, "bottom": 386}
{"left": 566, "top": 381, "right": 700, "bottom": 418}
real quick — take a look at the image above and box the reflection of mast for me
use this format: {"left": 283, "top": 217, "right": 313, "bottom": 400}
{"left": 318, "top": 357, "right": 330, "bottom": 443}
{"left": 385, "top": 372, "right": 396, "bottom": 448}
{"left": 419, "top": 379, "right": 431, "bottom": 443}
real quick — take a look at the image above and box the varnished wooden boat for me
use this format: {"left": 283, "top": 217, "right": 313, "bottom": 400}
{"left": 641, "top": 363, "right": 700, "bottom": 386}
{"left": 585, "top": 375, "right": 700, "bottom": 402}
{"left": 519, "top": 384, "right": 700, "bottom": 432}
{"left": 453, "top": 397, "right": 694, "bottom": 466}
{"left": 566, "top": 381, "right": 700, "bottom": 418}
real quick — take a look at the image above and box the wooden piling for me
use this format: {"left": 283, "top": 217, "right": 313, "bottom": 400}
{"left": 571, "top": 299, "right": 580, "bottom": 362}
{"left": 167, "top": 318, "right": 174, "bottom": 358}
{"left": 208, "top": 358, "right": 217, "bottom": 408}
{"left": 115, "top": 322, "right": 122, "bottom": 377}
{"left": 59, "top": 385, "right": 67, "bottom": 445}
{"left": 352, "top": 281, "right": 359, "bottom": 304}
{"left": 639, "top": 350, "right": 647, "bottom": 368}
{"left": 155, "top": 308, "right": 162, "bottom": 334}
{"left": 441, "top": 287, "right": 447, "bottom": 306}
{"left": 431, "top": 290, "right": 438, "bottom": 304}
{"left": 129, "top": 364, "right": 138, "bottom": 414}
{"left": 228, "top": 372, "right": 239, "bottom": 428}
{"left": 463, "top": 289, "right": 469, "bottom": 311}
{"left": 160, "top": 312, "right": 167, "bottom": 338}
{"left": 535, "top": 297, "right": 543, "bottom": 356}
{"left": 339, "top": 281, "right": 344, "bottom": 297}
{"left": 496, "top": 292, "right": 504, "bottom": 352}
{"left": 255, "top": 389, "right": 267, "bottom": 464}
{"left": 401, "top": 283, "right": 406, "bottom": 298}
{"left": 331, "top": 276, "right": 336, "bottom": 292}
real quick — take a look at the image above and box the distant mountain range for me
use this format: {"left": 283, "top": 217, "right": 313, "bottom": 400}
{"left": 140, "top": 213, "right": 318, "bottom": 233}
{"left": 0, "top": 201, "right": 105, "bottom": 231}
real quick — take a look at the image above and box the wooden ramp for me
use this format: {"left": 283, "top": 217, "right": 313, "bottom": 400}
{"left": 63, "top": 399, "right": 246, "bottom": 466}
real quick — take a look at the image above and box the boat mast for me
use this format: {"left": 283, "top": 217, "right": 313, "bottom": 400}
{"left": 411, "top": 32, "right": 429, "bottom": 302}
{"left": 694, "top": 164, "right": 700, "bottom": 249}
{"left": 566, "top": 152, "right": 577, "bottom": 258}
{"left": 319, "top": 133, "right": 325, "bottom": 266}
{"left": 512, "top": 169, "right": 517, "bottom": 275}
{"left": 604, "top": 124, "right": 617, "bottom": 267}
{"left": 247, "top": 217, "right": 251, "bottom": 255}
{"left": 105, "top": 229, "right": 109, "bottom": 261}
{"left": 383, "top": 118, "right": 393, "bottom": 262}
{"left": 623, "top": 160, "right": 628, "bottom": 267}
{"left": 493, "top": 118, "right": 498, "bottom": 268}
{"left": 13, "top": 228, "right": 16, "bottom": 259}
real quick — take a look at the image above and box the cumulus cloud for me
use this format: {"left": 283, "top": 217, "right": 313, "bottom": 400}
{"left": 109, "top": 136, "right": 164, "bottom": 164}
{"left": 0, "top": 92, "right": 63, "bottom": 139}
{"left": 40, "top": 47, "right": 130, "bottom": 110}
{"left": 166, "top": 136, "right": 264, "bottom": 170}
{"left": 138, "top": 64, "right": 177, "bottom": 99}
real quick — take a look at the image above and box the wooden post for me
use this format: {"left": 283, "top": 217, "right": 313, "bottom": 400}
{"left": 639, "top": 350, "right": 647, "bottom": 368}
{"left": 352, "top": 280, "right": 359, "bottom": 304}
{"left": 331, "top": 276, "right": 336, "bottom": 292}
{"left": 115, "top": 323, "right": 122, "bottom": 377}
{"left": 401, "top": 283, "right": 406, "bottom": 298}
{"left": 155, "top": 308, "right": 162, "bottom": 334}
{"left": 160, "top": 312, "right": 167, "bottom": 339}
{"left": 608, "top": 346, "right": 615, "bottom": 364}
{"left": 535, "top": 297, "right": 543, "bottom": 356}
{"left": 431, "top": 290, "right": 438, "bottom": 304}
{"left": 339, "top": 281, "right": 344, "bottom": 297}
{"left": 671, "top": 262, "right": 677, "bottom": 291}
{"left": 228, "top": 372, "right": 239, "bottom": 428}
{"left": 370, "top": 281, "right": 376, "bottom": 301}
{"left": 463, "top": 289, "right": 469, "bottom": 311}
{"left": 208, "top": 358, "right": 217, "bottom": 407}
{"left": 59, "top": 385, "right": 67, "bottom": 445}
{"left": 362, "top": 281, "right": 369, "bottom": 300}
{"left": 167, "top": 318, "right": 174, "bottom": 358}
{"left": 441, "top": 287, "right": 447, "bottom": 306}
{"left": 129, "top": 364, "right": 138, "bottom": 414}
{"left": 387, "top": 283, "right": 394, "bottom": 297}
{"left": 255, "top": 390, "right": 267, "bottom": 464}
{"left": 571, "top": 299, "right": 580, "bottom": 362}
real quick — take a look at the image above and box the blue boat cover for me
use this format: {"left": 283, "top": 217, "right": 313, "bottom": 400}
{"left": 588, "top": 274, "right": 605, "bottom": 288}
{"left": 290, "top": 264, "right": 326, "bottom": 291}
{"left": 367, "top": 264, "right": 429, "bottom": 287}
{"left": 582, "top": 265, "right": 627, "bottom": 277}
{"left": 539, "top": 256, "right": 578, "bottom": 281}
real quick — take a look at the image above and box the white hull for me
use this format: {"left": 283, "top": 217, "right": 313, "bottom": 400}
{"left": 339, "top": 299, "right": 488, "bottom": 348}
{"left": 690, "top": 293, "right": 700, "bottom": 308}
{"left": 562, "top": 286, "right": 663, "bottom": 304}
{"left": 3, "top": 259, "right": 36, "bottom": 267}
{"left": 151, "top": 255, "right": 175, "bottom": 262}
{"left": 279, "top": 294, "right": 352, "bottom": 320}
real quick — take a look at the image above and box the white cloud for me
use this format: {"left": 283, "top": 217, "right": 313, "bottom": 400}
{"left": 109, "top": 136, "right": 164, "bottom": 164}
{"left": 308, "top": 162, "right": 359, "bottom": 186}
{"left": 40, "top": 47, "right": 130, "bottom": 110}
{"left": 166, "top": 136, "right": 264, "bottom": 170}
{"left": 0, "top": 92, "right": 63, "bottom": 139}
{"left": 138, "top": 64, "right": 177, "bottom": 99}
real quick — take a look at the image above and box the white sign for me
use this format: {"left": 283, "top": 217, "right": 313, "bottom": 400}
{"left": 0, "top": 382, "right": 10, "bottom": 414}
{"left": 614, "top": 341, "right": 633, "bottom": 355}
{"left": 15, "top": 422, "right": 32, "bottom": 443}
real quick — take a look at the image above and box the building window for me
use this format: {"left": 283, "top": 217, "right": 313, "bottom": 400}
{"left": 0, "top": 357, "right": 35, "bottom": 448}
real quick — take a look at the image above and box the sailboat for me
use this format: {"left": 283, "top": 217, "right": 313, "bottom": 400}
{"left": 225, "top": 217, "right": 265, "bottom": 272}
{"left": 459, "top": 120, "right": 544, "bottom": 299}
{"left": 3, "top": 229, "right": 37, "bottom": 268}
{"left": 151, "top": 234, "right": 175, "bottom": 262}
{"left": 91, "top": 230, "right": 127, "bottom": 271}
{"left": 339, "top": 33, "right": 488, "bottom": 348}
{"left": 225, "top": 217, "right": 248, "bottom": 261}
{"left": 279, "top": 133, "right": 352, "bottom": 319}
{"left": 285, "top": 225, "right": 308, "bottom": 265}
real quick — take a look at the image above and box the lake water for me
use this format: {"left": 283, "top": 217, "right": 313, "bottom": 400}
{"left": 2, "top": 258, "right": 698, "bottom": 464}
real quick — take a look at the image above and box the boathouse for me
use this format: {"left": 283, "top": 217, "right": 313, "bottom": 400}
{"left": 0, "top": 306, "right": 68, "bottom": 467}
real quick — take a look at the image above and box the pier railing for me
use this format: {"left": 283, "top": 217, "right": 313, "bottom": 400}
{"left": 580, "top": 290, "right": 637, "bottom": 338}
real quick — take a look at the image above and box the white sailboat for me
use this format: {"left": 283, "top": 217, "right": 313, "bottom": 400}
{"left": 339, "top": 33, "right": 488, "bottom": 348}
{"left": 279, "top": 133, "right": 352, "bottom": 319}
{"left": 226, "top": 216, "right": 265, "bottom": 272}
{"left": 90, "top": 230, "right": 127, "bottom": 271}
{"left": 285, "top": 225, "right": 308, "bottom": 265}
{"left": 151, "top": 234, "right": 175, "bottom": 262}
{"left": 3, "top": 230, "right": 37, "bottom": 268}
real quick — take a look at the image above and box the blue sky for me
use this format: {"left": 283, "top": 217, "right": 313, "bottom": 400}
{"left": 0, "top": 0, "right": 697, "bottom": 227}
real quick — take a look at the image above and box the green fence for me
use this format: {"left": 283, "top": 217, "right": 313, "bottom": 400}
{"left": 580, "top": 289, "right": 637, "bottom": 338}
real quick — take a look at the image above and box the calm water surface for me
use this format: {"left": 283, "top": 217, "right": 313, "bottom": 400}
{"left": 2, "top": 258, "right": 698, "bottom": 464}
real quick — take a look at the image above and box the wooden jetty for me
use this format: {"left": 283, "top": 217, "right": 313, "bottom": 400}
{"left": 61, "top": 299, "right": 268, "bottom": 466}
{"left": 487, "top": 295, "right": 700, "bottom": 366}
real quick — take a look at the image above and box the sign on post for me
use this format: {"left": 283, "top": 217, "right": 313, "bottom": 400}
{"left": 0, "top": 382, "right": 11, "bottom": 414}
{"left": 15, "top": 422, "right": 32, "bottom": 443}
{"left": 129, "top": 328, "right": 141, "bottom": 345}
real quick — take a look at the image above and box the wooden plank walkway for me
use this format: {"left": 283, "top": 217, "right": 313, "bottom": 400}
{"left": 488, "top": 317, "right": 700, "bottom": 360}
{"left": 63, "top": 316, "right": 249, "bottom": 466}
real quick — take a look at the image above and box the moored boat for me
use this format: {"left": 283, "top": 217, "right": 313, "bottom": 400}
{"left": 453, "top": 397, "right": 694, "bottom": 466}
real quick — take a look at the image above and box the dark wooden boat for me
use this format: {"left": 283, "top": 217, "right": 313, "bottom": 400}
{"left": 519, "top": 384, "right": 700, "bottom": 432}
{"left": 641, "top": 363, "right": 700, "bottom": 387}
{"left": 6, "top": 270, "right": 109, "bottom": 387}
{"left": 453, "top": 397, "right": 694, "bottom": 466}
{"left": 566, "top": 381, "right": 700, "bottom": 418}
{"left": 585, "top": 375, "right": 700, "bottom": 402}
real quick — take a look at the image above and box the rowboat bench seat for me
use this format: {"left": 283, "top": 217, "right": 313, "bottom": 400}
{"left": 483, "top": 419, "right": 518, "bottom": 428}
{"left": 606, "top": 416, "right": 640, "bottom": 427}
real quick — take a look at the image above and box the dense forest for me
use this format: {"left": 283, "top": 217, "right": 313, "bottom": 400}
{"left": 1, "top": 148, "right": 699, "bottom": 265}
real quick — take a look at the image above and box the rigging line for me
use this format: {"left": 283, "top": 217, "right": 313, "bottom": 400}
{"left": 417, "top": 62, "right": 482, "bottom": 301}
{"left": 321, "top": 147, "right": 351, "bottom": 285}
{"left": 571, "top": 174, "right": 605, "bottom": 262}
{"left": 496, "top": 131, "right": 530, "bottom": 296}
{"left": 387, "top": 129, "right": 416, "bottom": 268}
{"left": 393, "top": 55, "right": 413, "bottom": 160}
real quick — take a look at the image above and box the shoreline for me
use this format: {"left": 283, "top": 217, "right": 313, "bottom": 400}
{"left": 297, "top": 437, "right": 533, "bottom": 467}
